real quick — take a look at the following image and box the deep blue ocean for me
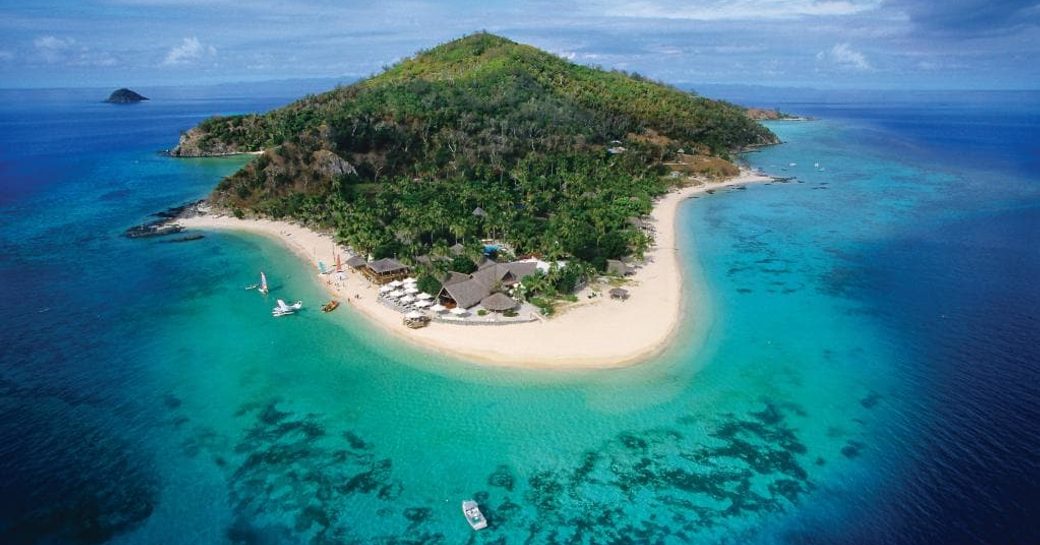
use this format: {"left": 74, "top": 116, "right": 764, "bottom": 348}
{"left": 0, "top": 84, "right": 1037, "bottom": 545}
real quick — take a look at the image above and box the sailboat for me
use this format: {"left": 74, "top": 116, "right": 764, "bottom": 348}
{"left": 272, "top": 299, "right": 303, "bottom": 317}
{"left": 245, "top": 271, "right": 269, "bottom": 293}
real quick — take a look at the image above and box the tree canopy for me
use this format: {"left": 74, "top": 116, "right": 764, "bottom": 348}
{"left": 174, "top": 32, "right": 777, "bottom": 270}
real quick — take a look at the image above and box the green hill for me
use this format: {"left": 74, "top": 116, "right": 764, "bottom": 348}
{"left": 173, "top": 32, "right": 777, "bottom": 268}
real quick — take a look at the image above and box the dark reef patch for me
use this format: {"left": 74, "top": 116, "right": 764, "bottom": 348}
{"left": 860, "top": 391, "right": 882, "bottom": 409}
{"left": 841, "top": 440, "right": 865, "bottom": 459}
{"left": 488, "top": 464, "right": 516, "bottom": 491}
{"left": 191, "top": 398, "right": 819, "bottom": 543}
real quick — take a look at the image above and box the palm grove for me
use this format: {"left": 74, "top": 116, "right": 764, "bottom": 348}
{"left": 173, "top": 33, "right": 777, "bottom": 305}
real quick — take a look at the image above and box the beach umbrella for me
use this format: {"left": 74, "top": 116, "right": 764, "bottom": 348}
{"left": 431, "top": 304, "right": 447, "bottom": 313}
{"left": 379, "top": 285, "right": 393, "bottom": 294}
{"left": 400, "top": 295, "right": 416, "bottom": 304}
{"left": 414, "top": 300, "right": 432, "bottom": 308}
{"left": 388, "top": 280, "right": 403, "bottom": 288}
{"left": 417, "top": 292, "right": 433, "bottom": 300}
{"left": 405, "top": 310, "right": 424, "bottom": 319}
{"left": 403, "top": 277, "right": 417, "bottom": 284}
{"left": 387, "top": 290, "right": 405, "bottom": 298}
{"left": 450, "top": 307, "right": 468, "bottom": 316}
{"left": 404, "top": 286, "right": 419, "bottom": 295}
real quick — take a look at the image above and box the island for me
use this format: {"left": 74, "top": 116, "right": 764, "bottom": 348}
{"left": 167, "top": 32, "right": 780, "bottom": 367}
{"left": 105, "top": 88, "right": 148, "bottom": 104}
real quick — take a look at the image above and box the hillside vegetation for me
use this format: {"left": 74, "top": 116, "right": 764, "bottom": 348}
{"left": 174, "top": 32, "right": 777, "bottom": 269}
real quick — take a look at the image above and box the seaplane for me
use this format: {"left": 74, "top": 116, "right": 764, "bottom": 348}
{"left": 272, "top": 299, "right": 303, "bottom": 317}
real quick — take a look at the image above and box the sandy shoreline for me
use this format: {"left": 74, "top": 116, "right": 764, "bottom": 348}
{"left": 176, "top": 170, "right": 771, "bottom": 368}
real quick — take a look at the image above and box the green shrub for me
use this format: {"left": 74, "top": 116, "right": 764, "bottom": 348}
{"left": 530, "top": 296, "right": 555, "bottom": 316}
{"left": 477, "top": 309, "right": 488, "bottom": 316}
{"left": 416, "top": 274, "right": 441, "bottom": 295}
{"left": 449, "top": 255, "right": 477, "bottom": 274}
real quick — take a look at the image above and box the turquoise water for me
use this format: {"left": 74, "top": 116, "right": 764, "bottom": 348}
{"left": 1, "top": 89, "right": 1037, "bottom": 544}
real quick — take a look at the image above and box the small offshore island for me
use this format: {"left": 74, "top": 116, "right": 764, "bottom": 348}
{"left": 105, "top": 88, "right": 148, "bottom": 104}
{"left": 165, "top": 32, "right": 781, "bottom": 367}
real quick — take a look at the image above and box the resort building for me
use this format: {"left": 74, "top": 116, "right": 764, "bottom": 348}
{"left": 437, "top": 260, "right": 538, "bottom": 309}
{"left": 363, "top": 257, "right": 410, "bottom": 284}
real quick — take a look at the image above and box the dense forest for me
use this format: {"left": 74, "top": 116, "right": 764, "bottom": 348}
{"left": 174, "top": 32, "right": 777, "bottom": 271}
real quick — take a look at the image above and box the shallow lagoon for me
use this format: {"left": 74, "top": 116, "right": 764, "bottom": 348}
{"left": 0, "top": 88, "right": 1037, "bottom": 544}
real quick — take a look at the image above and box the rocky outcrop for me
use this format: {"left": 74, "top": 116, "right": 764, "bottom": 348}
{"left": 105, "top": 88, "right": 148, "bottom": 104}
{"left": 124, "top": 200, "right": 204, "bottom": 238}
{"left": 311, "top": 149, "right": 356, "bottom": 178}
{"left": 745, "top": 108, "right": 810, "bottom": 121}
{"left": 168, "top": 127, "right": 251, "bottom": 157}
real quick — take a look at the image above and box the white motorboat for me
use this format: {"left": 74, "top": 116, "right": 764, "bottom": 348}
{"left": 272, "top": 299, "right": 303, "bottom": 317}
{"left": 462, "top": 500, "right": 487, "bottom": 530}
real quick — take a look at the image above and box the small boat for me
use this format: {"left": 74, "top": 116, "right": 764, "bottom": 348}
{"left": 321, "top": 300, "right": 340, "bottom": 313}
{"left": 272, "top": 299, "right": 303, "bottom": 317}
{"left": 462, "top": 500, "right": 487, "bottom": 530}
{"left": 259, "top": 272, "right": 269, "bottom": 295}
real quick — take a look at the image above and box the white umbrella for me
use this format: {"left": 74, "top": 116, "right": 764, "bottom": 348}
{"left": 405, "top": 310, "right": 424, "bottom": 319}
{"left": 388, "top": 280, "right": 403, "bottom": 288}
{"left": 400, "top": 295, "right": 416, "bottom": 304}
{"left": 431, "top": 303, "right": 447, "bottom": 313}
{"left": 450, "top": 307, "right": 468, "bottom": 316}
{"left": 379, "top": 285, "right": 393, "bottom": 294}
{"left": 414, "top": 300, "right": 432, "bottom": 308}
{"left": 402, "top": 277, "right": 417, "bottom": 284}
{"left": 387, "top": 290, "right": 405, "bottom": 298}
{"left": 404, "top": 286, "right": 419, "bottom": 295}
{"left": 417, "top": 292, "right": 433, "bottom": 300}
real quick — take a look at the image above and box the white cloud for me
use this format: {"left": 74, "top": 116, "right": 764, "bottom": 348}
{"left": 595, "top": 0, "right": 880, "bottom": 20}
{"left": 0, "top": 50, "right": 14, "bottom": 62}
{"left": 34, "top": 35, "right": 76, "bottom": 63}
{"left": 163, "top": 36, "right": 216, "bottom": 65}
{"left": 816, "top": 43, "right": 872, "bottom": 70}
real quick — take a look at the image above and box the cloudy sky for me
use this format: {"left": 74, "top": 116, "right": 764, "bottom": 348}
{"left": 1, "top": 0, "right": 1037, "bottom": 89}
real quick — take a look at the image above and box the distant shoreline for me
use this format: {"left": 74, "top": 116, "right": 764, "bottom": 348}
{"left": 174, "top": 169, "right": 772, "bottom": 368}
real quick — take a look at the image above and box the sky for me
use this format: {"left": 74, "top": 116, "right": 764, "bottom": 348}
{"left": 0, "top": 0, "right": 1037, "bottom": 89}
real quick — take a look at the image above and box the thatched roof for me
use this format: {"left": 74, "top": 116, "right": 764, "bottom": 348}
{"left": 471, "top": 261, "right": 538, "bottom": 289}
{"left": 481, "top": 292, "right": 517, "bottom": 312}
{"left": 439, "top": 279, "right": 490, "bottom": 309}
{"left": 472, "top": 206, "right": 487, "bottom": 217}
{"left": 438, "top": 260, "right": 538, "bottom": 309}
{"left": 449, "top": 243, "right": 465, "bottom": 255}
{"left": 367, "top": 257, "right": 407, "bottom": 274}
{"left": 609, "top": 287, "right": 630, "bottom": 300}
{"left": 345, "top": 256, "right": 367, "bottom": 268}
{"left": 441, "top": 271, "right": 471, "bottom": 286}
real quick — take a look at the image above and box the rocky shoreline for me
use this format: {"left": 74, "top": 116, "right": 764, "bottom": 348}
{"left": 123, "top": 200, "right": 205, "bottom": 239}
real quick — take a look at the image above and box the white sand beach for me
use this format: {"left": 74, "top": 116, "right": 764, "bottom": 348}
{"left": 176, "top": 170, "right": 771, "bottom": 368}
